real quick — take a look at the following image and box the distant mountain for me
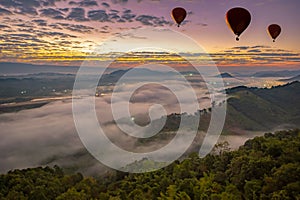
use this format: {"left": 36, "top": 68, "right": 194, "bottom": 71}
{"left": 214, "top": 72, "right": 234, "bottom": 78}
{"left": 0, "top": 68, "right": 184, "bottom": 103}
{"left": 0, "top": 62, "right": 79, "bottom": 75}
{"left": 0, "top": 72, "right": 76, "bottom": 79}
{"left": 109, "top": 68, "right": 177, "bottom": 77}
{"left": 278, "top": 74, "right": 300, "bottom": 82}
{"left": 108, "top": 69, "right": 128, "bottom": 76}
{"left": 0, "top": 74, "right": 75, "bottom": 100}
{"left": 26, "top": 72, "right": 75, "bottom": 77}
{"left": 252, "top": 70, "right": 300, "bottom": 77}
{"left": 224, "top": 81, "right": 300, "bottom": 132}
{"left": 99, "top": 68, "right": 178, "bottom": 85}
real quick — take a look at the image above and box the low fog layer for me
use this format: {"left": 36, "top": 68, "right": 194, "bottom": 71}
{"left": 0, "top": 75, "right": 266, "bottom": 174}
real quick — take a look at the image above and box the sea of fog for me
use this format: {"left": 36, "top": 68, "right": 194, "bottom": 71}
{"left": 0, "top": 74, "right": 291, "bottom": 174}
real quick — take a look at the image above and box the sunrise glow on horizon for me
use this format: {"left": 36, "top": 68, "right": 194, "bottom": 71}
{"left": 0, "top": 0, "right": 300, "bottom": 68}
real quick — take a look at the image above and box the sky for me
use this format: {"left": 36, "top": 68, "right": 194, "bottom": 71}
{"left": 0, "top": 0, "right": 300, "bottom": 68}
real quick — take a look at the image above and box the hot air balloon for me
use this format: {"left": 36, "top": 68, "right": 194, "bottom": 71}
{"left": 268, "top": 24, "right": 281, "bottom": 42}
{"left": 226, "top": 7, "right": 251, "bottom": 41}
{"left": 171, "top": 7, "right": 187, "bottom": 27}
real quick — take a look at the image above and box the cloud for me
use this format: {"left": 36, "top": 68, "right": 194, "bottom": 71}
{"left": 69, "top": 0, "right": 98, "bottom": 7}
{"left": 57, "top": 23, "right": 95, "bottom": 33}
{"left": 32, "top": 19, "right": 47, "bottom": 26}
{"left": 0, "top": 24, "right": 9, "bottom": 28}
{"left": 123, "top": 9, "right": 131, "bottom": 14}
{"left": 248, "top": 49, "right": 261, "bottom": 53}
{"left": 84, "top": 8, "right": 147, "bottom": 24}
{"left": 252, "top": 45, "right": 270, "bottom": 49}
{"left": 121, "top": 9, "right": 136, "bottom": 22}
{"left": 0, "top": 0, "right": 60, "bottom": 15}
{"left": 16, "top": 7, "right": 38, "bottom": 15}
{"left": 0, "top": 0, "right": 21, "bottom": 8}
{"left": 109, "top": 12, "right": 121, "bottom": 21}
{"left": 67, "top": 8, "right": 88, "bottom": 21}
{"left": 0, "top": 7, "right": 12, "bottom": 15}
{"left": 4, "top": 33, "right": 42, "bottom": 41}
{"left": 135, "top": 15, "right": 170, "bottom": 26}
{"left": 40, "top": 8, "right": 65, "bottom": 19}
{"left": 59, "top": 8, "right": 69, "bottom": 12}
{"left": 15, "top": 21, "right": 35, "bottom": 28}
{"left": 0, "top": 101, "right": 87, "bottom": 173}
{"left": 218, "top": 133, "right": 264, "bottom": 150}
{"left": 98, "top": 25, "right": 111, "bottom": 33}
{"left": 88, "top": 9, "right": 110, "bottom": 22}
{"left": 213, "top": 45, "right": 300, "bottom": 66}
{"left": 102, "top": 2, "right": 110, "bottom": 8}
{"left": 41, "top": 0, "right": 58, "bottom": 7}
{"left": 37, "top": 31, "right": 78, "bottom": 38}
{"left": 136, "top": 0, "right": 161, "bottom": 2}
{"left": 0, "top": 25, "right": 81, "bottom": 63}
{"left": 135, "top": 15, "right": 156, "bottom": 26}
{"left": 110, "top": 0, "right": 160, "bottom": 4}
{"left": 232, "top": 46, "right": 251, "bottom": 50}
{"left": 0, "top": 74, "right": 215, "bottom": 173}
{"left": 22, "top": 0, "right": 44, "bottom": 7}
{"left": 110, "top": 9, "right": 119, "bottom": 13}
{"left": 111, "top": 0, "right": 128, "bottom": 4}
{"left": 196, "top": 22, "right": 208, "bottom": 27}
{"left": 259, "top": 53, "right": 299, "bottom": 57}
{"left": 0, "top": 0, "right": 59, "bottom": 8}
{"left": 69, "top": 1, "right": 77, "bottom": 5}
{"left": 47, "top": 23, "right": 62, "bottom": 30}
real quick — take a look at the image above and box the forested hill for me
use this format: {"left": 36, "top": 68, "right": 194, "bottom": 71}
{"left": 153, "top": 81, "right": 300, "bottom": 134}
{"left": 224, "top": 81, "right": 300, "bottom": 132}
{"left": 0, "top": 129, "right": 299, "bottom": 199}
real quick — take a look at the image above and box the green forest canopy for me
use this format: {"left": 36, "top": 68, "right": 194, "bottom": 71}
{"left": 0, "top": 129, "right": 299, "bottom": 199}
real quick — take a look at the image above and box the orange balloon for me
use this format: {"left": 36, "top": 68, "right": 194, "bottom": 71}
{"left": 268, "top": 24, "right": 281, "bottom": 42}
{"left": 171, "top": 7, "right": 187, "bottom": 27}
{"left": 226, "top": 7, "right": 251, "bottom": 41}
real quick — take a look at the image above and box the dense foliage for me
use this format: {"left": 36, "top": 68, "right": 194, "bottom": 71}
{"left": 0, "top": 129, "right": 299, "bottom": 199}
{"left": 225, "top": 81, "right": 300, "bottom": 131}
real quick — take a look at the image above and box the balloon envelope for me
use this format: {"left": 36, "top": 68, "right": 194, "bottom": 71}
{"left": 171, "top": 7, "right": 187, "bottom": 27}
{"left": 226, "top": 7, "right": 251, "bottom": 41}
{"left": 268, "top": 24, "right": 281, "bottom": 42}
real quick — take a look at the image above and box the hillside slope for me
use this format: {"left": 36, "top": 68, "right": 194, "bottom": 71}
{"left": 1, "top": 129, "right": 299, "bottom": 199}
{"left": 225, "top": 81, "right": 300, "bottom": 132}
{"left": 150, "top": 82, "right": 300, "bottom": 135}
